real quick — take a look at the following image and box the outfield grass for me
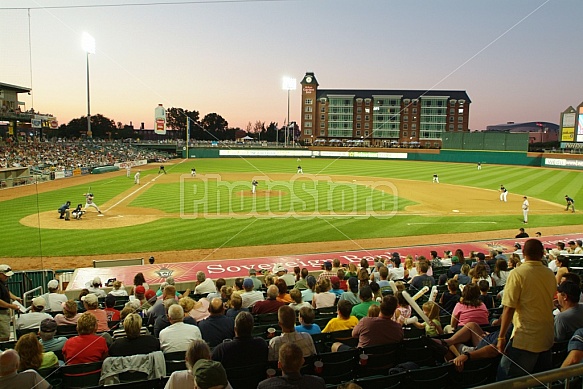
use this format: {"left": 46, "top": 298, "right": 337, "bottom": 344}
{"left": 2, "top": 158, "right": 583, "bottom": 258}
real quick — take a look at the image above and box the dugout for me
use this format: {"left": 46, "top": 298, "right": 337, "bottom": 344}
{"left": 0, "top": 166, "right": 31, "bottom": 188}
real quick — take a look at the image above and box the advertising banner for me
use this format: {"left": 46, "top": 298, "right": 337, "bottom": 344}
{"left": 154, "top": 104, "right": 166, "bottom": 135}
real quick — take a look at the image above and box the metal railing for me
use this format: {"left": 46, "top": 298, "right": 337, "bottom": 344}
{"left": 476, "top": 363, "right": 583, "bottom": 388}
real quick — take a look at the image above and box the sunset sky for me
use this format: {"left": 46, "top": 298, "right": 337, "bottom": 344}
{"left": 1, "top": 0, "right": 582, "bottom": 131}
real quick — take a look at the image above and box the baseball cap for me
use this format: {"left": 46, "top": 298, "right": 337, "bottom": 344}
{"left": 568, "top": 241, "right": 576, "bottom": 245}
{"left": 330, "top": 276, "right": 340, "bottom": 285}
{"left": 32, "top": 296, "right": 46, "bottom": 308}
{"left": 549, "top": 249, "right": 561, "bottom": 259}
{"left": 243, "top": 278, "right": 254, "bottom": 289}
{"left": 135, "top": 285, "right": 146, "bottom": 295}
{"left": 392, "top": 252, "right": 400, "bottom": 258}
{"left": 272, "top": 264, "right": 286, "bottom": 273}
{"left": 81, "top": 293, "right": 98, "bottom": 305}
{"left": 451, "top": 256, "right": 459, "bottom": 263}
{"left": 249, "top": 268, "right": 257, "bottom": 275}
{"left": 192, "top": 360, "right": 228, "bottom": 389}
{"left": 514, "top": 243, "right": 521, "bottom": 249}
{"left": 323, "top": 261, "right": 332, "bottom": 269}
{"left": 92, "top": 277, "right": 102, "bottom": 285}
{"left": 476, "top": 252, "right": 485, "bottom": 261}
{"left": 145, "top": 289, "right": 156, "bottom": 301}
{"left": 40, "top": 318, "right": 58, "bottom": 333}
{"left": 47, "top": 280, "right": 59, "bottom": 289}
{"left": 166, "top": 277, "right": 175, "bottom": 285}
{"left": 306, "top": 275, "right": 317, "bottom": 288}
{"left": 0, "top": 265, "right": 14, "bottom": 277}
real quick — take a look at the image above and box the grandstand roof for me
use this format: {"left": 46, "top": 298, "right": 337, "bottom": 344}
{"left": 316, "top": 89, "right": 471, "bottom": 102}
{"left": 0, "top": 82, "right": 31, "bottom": 94}
{"left": 485, "top": 121, "right": 559, "bottom": 133}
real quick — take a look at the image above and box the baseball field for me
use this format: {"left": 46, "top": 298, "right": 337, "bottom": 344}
{"left": 1, "top": 157, "right": 583, "bottom": 270}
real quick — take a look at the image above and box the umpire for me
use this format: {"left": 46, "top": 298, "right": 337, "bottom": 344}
{"left": 58, "top": 201, "right": 71, "bottom": 220}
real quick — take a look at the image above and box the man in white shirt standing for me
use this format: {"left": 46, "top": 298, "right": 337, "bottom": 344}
{"left": 522, "top": 196, "right": 529, "bottom": 224}
{"left": 159, "top": 305, "right": 202, "bottom": 353}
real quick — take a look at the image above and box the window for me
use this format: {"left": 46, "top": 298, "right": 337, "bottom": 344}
{"left": 412, "top": 108, "right": 417, "bottom": 114}
{"left": 412, "top": 99, "right": 418, "bottom": 106}
{"left": 356, "top": 115, "right": 361, "bottom": 121}
{"left": 304, "top": 114, "right": 312, "bottom": 120}
{"left": 305, "top": 122, "right": 312, "bottom": 128}
{"left": 364, "top": 123, "right": 370, "bottom": 129}
{"left": 434, "top": 142, "right": 440, "bottom": 148}
{"left": 305, "top": 106, "right": 313, "bottom": 112}
{"left": 364, "top": 131, "right": 369, "bottom": 136}
{"left": 304, "top": 129, "right": 312, "bottom": 135}
{"left": 365, "top": 115, "right": 370, "bottom": 121}
{"left": 357, "top": 107, "right": 362, "bottom": 113}
{"left": 365, "top": 98, "right": 371, "bottom": 105}
{"left": 319, "top": 130, "right": 325, "bottom": 136}
{"left": 411, "top": 131, "right": 416, "bottom": 137}
{"left": 450, "top": 100, "right": 456, "bottom": 106}
{"left": 320, "top": 123, "right": 325, "bottom": 128}
{"left": 320, "top": 98, "right": 326, "bottom": 104}
{"left": 356, "top": 123, "right": 361, "bottom": 129}
{"left": 449, "top": 124, "right": 454, "bottom": 130}
{"left": 320, "top": 107, "right": 326, "bottom": 113}
{"left": 403, "top": 116, "right": 408, "bottom": 122}
{"left": 450, "top": 108, "right": 455, "bottom": 115}
{"left": 356, "top": 98, "right": 363, "bottom": 103}
{"left": 458, "top": 116, "right": 463, "bottom": 123}
{"left": 403, "top": 131, "right": 408, "bottom": 137}
{"left": 404, "top": 108, "right": 409, "bottom": 114}
{"left": 305, "top": 99, "right": 313, "bottom": 105}
{"left": 449, "top": 117, "right": 454, "bottom": 123}
{"left": 458, "top": 108, "right": 464, "bottom": 114}
{"left": 320, "top": 115, "right": 325, "bottom": 121}
{"left": 412, "top": 124, "right": 417, "bottom": 130}
{"left": 403, "top": 123, "right": 408, "bottom": 130}
{"left": 458, "top": 124, "right": 463, "bottom": 130}
{"left": 356, "top": 130, "right": 361, "bottom": 135}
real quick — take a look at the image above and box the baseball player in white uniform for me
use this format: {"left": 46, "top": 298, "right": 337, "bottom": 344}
{"left": 126, "top": 165, "right": 131, "bottom": 178}
{"left": 432, "top": 173, "right": 439, "bottom": 183}
{"left": 191, "top": 168, "right": 196, "bottom": 177}
{"left": 500, "top": 185, "right": 508, "bottom": 202}
{"left": 134, "top": 171, "right": 140, "bottom": 185}
{"left": 84, "top": 193, "right": 102, "bottom": 214}
{"left": 297, "top": 165, "right": 303, "bottom": 174}
{"left": 252, "top": 180, "right": 258, "bottom": 194}
{"left": 522, "top": 196, "right": 529, "bottom": 224}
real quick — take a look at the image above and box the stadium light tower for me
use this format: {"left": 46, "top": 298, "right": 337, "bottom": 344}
{"left": 282, "top": 77, "right": 296, "bottom": 147}
{"left": 82, "top": 32, "right": 95, "bottom": 138}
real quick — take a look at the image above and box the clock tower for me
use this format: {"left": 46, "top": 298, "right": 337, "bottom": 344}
{"left": 300, "top": 72, "right": 319, "bottom": 144}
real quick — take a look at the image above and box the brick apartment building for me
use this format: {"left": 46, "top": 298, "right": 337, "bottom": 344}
{"left": 299, "top": 72, "right": 471, "bottom": 148}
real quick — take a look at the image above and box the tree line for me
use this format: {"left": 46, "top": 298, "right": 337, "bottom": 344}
{"left": 48, "top": 107, "right": 290, "bottom": 142}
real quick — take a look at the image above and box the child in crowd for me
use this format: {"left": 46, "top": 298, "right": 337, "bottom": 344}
{"left": 455, "top": 264, "right": 471, "bottom": 285}
{"left": 439, "top": 279, "right": 460, "bottom": 315}
{"left": 478, "top": 280, "right": 495, "bottom": 309}
{"left": 413, "top": 301, "right": 443, "bottom": 337}
{"left": 289, "top": 288, "right": 312, "bottom": 311}
{"left": 330, "top": 276, "right": 345, "bottom": 297}
{"left": 322, "top": 300, "right": 359, "bottom": 333}
{"left": 337, "top": 268, "right": 348, "bottom": 291}
{"left": 295, "top": 307, "right": 321, "bottom": 335}
{"left": 367, "top": 304, "right": 380, "bottom": 318}
{"left": 393, "top": 291, "right": 412, "bottom": 325}
{"left": 345, "top": 264, "right": 358, "bottom": 279}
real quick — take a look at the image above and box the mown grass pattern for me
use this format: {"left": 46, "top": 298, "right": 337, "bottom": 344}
{"left": 1, "top": 158, "right": 582, "bottom": 258}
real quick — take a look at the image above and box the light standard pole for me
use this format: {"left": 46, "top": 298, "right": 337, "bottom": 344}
{"left": 282, "top": 77, "right": 296, "bottom": 148}
{"left": 82, "top": 32, "right": 95, "bottom": 138}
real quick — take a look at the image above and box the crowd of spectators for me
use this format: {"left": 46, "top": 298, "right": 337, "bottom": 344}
{"left": 2, "top": 239, "right": 583, "bottom": 388}
{"left": 0, "top": 139, "right": 172, "bottom": 172}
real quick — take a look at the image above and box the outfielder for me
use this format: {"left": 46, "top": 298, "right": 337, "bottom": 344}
{"left": 297, "top": 165, "right": 303, "bottom": 174}
{"left": 252, "top": 179, "right": 258, "bottom": 194}
{"left": 83, "top": 193, "right": 102, "bottom": 214}
{"left": 500, "top": 185, "right": 508, "bottom": 202}
{"left": 522, "top": 196, "right": 529, "bottom": 224}
{"left": 134, "top": 171, "right": 140, "bottom": 185}
{"left": 432, "top": 173, "right": 439, "bottom": 183}
{"left": 477, "top": 162, "right": 481, "bottom": 170}
{"left": 565, "top": 195, "right": 575, "bottom": 212}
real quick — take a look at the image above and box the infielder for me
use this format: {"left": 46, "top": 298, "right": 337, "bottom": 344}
{"left": 83, "top": 193, "right": 102, "bottom": 214}
{"left": 126, "top": 165, "right": 131, "bottom": 178}
{"left": 158, "top": 165, "right": 166, "bottom": 174}
{"left": 432, "top": 173, "right": 439, "bottom": 183}
{"left": 522, "top": 196, "right": 529, "bottom": 224}
{"left": 565, "top": 195, "right": 575, "bottom": 212}
{"left": 297, "top": 165, "right": 303, "bottom": 174}
{"left": 500, "top": 185, "right": 508, "bottom": 202}
{"left": 191, "top": 168, "right": 196, "bottom": 177}
{"left": 252, "top": 179, "right": 258, "bottom": 194}
{"left": 134, "top": 171, "right": 140, "bottom": 185}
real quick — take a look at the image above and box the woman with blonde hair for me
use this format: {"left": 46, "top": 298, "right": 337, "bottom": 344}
{"left": 178, "top": 297, "right": 198, "bottom": 324}
{"left": 54, "top": 300, "right": 81, "bottom": 325}
{"left": 15, "top": 332, "right": 58, "bottom": 370}
{"left": 404, "top": 255, "right": 417, "bottom": 279}
{"left": 189, "top": 297, "right": 210, "bottom": 323}
{"left": 311, "top": 278, "right": 336, "bottom": 309}
{"left": 108, "top": 280, "right": 128, "bottom": 297}
{"left": 345, "top": 263, "right": 358, "bottom": 279}
{"left": 164, "top": 339, "right": 212, "bottom": 389}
